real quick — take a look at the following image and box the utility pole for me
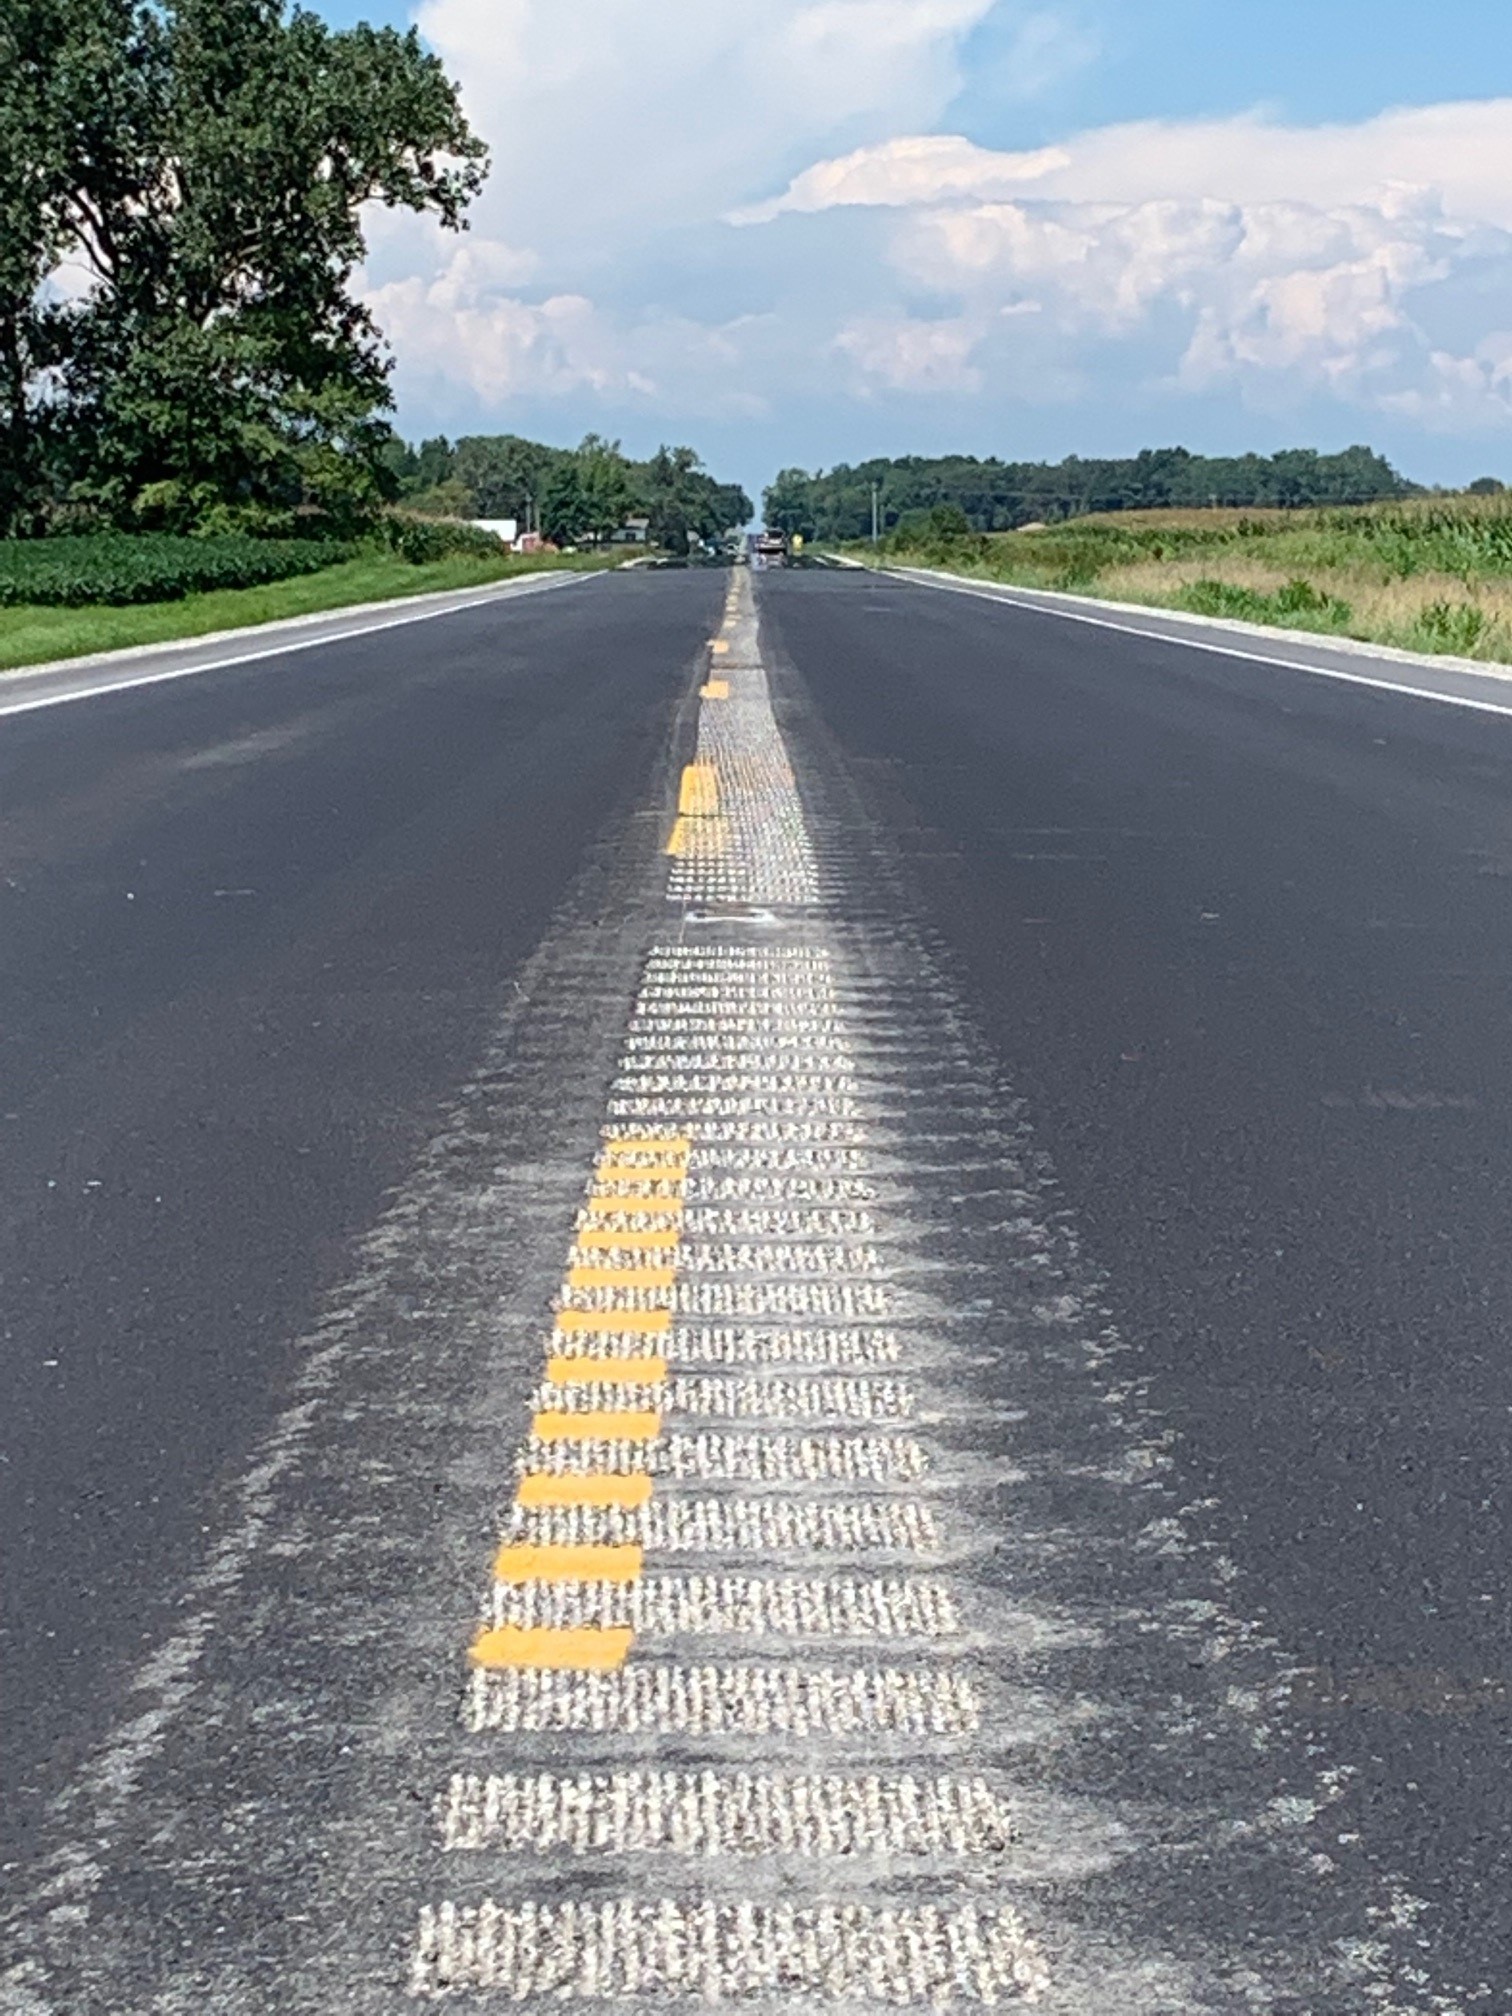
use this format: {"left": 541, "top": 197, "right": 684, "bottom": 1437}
{"left": 870, "top": 481, "right": 880, "bottom": 544}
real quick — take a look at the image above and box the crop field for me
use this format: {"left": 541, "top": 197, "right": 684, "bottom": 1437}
{"left": 0, "top": 533, "right": 353, "bottom": 608}
{"left": 862, "top": 495, "right": 1512, "bottom": 663}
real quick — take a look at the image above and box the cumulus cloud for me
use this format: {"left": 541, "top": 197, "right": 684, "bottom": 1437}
{"left": 364, "top": 0, "right": 1027, "bottom": 429}
{"left": 360, "top": 0, "right": 1512, "bottom": 454}
{"left": 746, "top": 101, "right": 1512, "bottom": 427}
{"left": 411, "top": 0, "right": 1000, "bottom": 252}
{"left": 729, "top": 135, "right": 1069, "bottom": 225}
{"left": 834, "top": 312, "right": 988, "bottom": 393}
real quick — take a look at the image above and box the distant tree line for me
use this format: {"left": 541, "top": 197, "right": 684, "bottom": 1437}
{"left": 764, "top": 445, "right": 1419, "bottom": 540}
{"left": 387, "top": 433, "right": 752, "bottom": 552}
{"left": 1, "top": 0, "right": 485, "bottom": 538}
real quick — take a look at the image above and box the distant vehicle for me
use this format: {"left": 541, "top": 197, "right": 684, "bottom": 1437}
{"left": 751, "top": 529, "right": 788, "bottom": 568}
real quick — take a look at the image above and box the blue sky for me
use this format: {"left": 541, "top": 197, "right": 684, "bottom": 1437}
{"left": 322, "top": 0, "right": 1512, "bottom": 505}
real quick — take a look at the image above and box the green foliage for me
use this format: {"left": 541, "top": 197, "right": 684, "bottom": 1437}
{"left": 1, "top": 0, "right": 486, "bottom": 535}
{"left": 640, "top": 445, "right": 751, "bottom": 554}
{"left": 1408, "top": 600, "right": 1489, "bottom": 653}
{"left": 377, "top": 513, "right": 505, "bottom": 564}
{"left": 768, "top": 445, "right": 1417, "bottom": 541}
{"left": 399, "top": 479, "right": 477, "bottom": 521}
{"left": 0, "top": 531, "right": 347, "bottom": 605}
{"left": 385, "top": 430, "right": 750, "bottom": 552}
{"left": 1182, "top": 577, "right": 1352, "bottom": 630}
{"left": 540, "top": 456, "right": 590, "bottom": 546}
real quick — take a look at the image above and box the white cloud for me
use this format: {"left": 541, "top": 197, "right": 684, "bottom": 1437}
{"left": 729, "top": 135, "right": 1068, "bottom": 225}
{"left": 412, "top": 0, "right": 1000, "bottom": 252}
{"left": 751, "top": 101, "right": 1512, "bottom": 227}
{"left": 361, "top": 222, "right": 782, "bottom": 418}
{"left": 366, "top": 0, "right": 1033, "bottom": 432}
{"left": 361, "top": 0, "right": 1512, "bottom": 457}
{"left": 739, "top": 101, "right": 1512, "bottom": 426}
{"left": 834, "top": 312, "right": 987, "bottom": 392}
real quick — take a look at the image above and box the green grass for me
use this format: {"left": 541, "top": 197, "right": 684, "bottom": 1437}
{"left": 0, "top": 546, "right": 619, "bottom": 674}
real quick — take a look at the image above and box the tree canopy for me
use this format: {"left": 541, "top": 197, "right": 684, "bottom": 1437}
{"left": 386, "top": 431, "right": 752, "bottom": 551}
{"left": 0, "top": 0, "right": 485, "bottom": 535}
{"left": 764, "top": 445, "right": 1419, "bottom": 541}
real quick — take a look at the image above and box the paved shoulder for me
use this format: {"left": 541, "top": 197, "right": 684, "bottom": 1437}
{"left": 891, "top": 561, "right": 1512, "bottom": 715}
{"left": 0, "top": 567, "right": 593, "bottom": 718}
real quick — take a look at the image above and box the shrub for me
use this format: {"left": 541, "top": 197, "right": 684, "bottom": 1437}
{"left": 0, "top": 534, "right": 349, "bottom": 607}
{"left": 1182, "top": 577, "right": 1351, "bottom": 630}
{"left": 1410, "top": 600, "right": 1489, "bottom": 654}
{"left": 377, "top": 513, "right": 507, "bottom": 564}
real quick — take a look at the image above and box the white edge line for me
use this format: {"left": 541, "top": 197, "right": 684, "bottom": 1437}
{"left": 0, "top": 570, "right": 596, "bottom": 721}
{"left": 886, "top": 566, "right": 1512, "bottom": 722}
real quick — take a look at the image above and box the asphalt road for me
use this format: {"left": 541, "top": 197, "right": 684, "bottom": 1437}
{"left": 0, "top": 568, "right": 712, "bottom": 1866}
{"left": 759, "top": 567, "right": 1512, "bottom": 1998}
{"left": 2, "top": 562, "right": 1509, "bottom": 2011}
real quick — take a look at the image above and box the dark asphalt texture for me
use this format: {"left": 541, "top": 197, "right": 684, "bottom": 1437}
{"left": 759, "top": 566, "right": 1512, "bottom": 1992}
{"left": 0, "top": 568, "right": 717, "bottom": 1867}
{"left": 6, "top": 560, "right": 1511, "bottom": 2004}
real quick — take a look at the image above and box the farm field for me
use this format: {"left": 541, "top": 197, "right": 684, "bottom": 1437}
{"left": 858, "top": 496, "right": 1512, "bottom": 663}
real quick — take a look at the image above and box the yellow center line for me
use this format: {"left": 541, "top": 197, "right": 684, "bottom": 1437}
{"left": 493, "top": 1541, "right": 644, "bottom": 1584}
{"left": 555, "top": 1309, "right": 672, "bottom": 1336}
{"left": 532, "top": 1407, "right": 662, "bottom": 1442}
{"left": 677, "top": 764, "right": 720, "bottom": 817}
{"left": 470, "top": 1624, "right": 634, "bottom": 1671}
{"left": 600, "top": 1135, "right": 691, "bottom": 1161}
{"left": 516, "top": 1472, "right": 654, "bottom": 1510}
{"left": 546, "top": 1353, "right": 667, "bottom": 1385}
{"left": 699, "top": 679, "right": 730, "bottom": 699}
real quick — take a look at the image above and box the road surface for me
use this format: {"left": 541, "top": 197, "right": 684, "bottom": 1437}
{"left": 2, "top": 564, "right": 1508, "bottom": 2011}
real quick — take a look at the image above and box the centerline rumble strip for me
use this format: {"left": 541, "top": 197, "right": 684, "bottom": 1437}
{"left": 409, "top": 572, "right": 1049, "bottom": 2003}
{"left": 396, "top": 570, "right": 1435, "bottom": 2011}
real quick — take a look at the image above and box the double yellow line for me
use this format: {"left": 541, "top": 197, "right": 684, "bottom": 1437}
{"left": 470, "top": 1135, "right": 690, "bottom": 1673}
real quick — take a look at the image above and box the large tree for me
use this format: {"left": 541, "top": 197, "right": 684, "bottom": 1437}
{"left": 641, "top": 444, "right": 751, "bottom": 553}
{"left": 2, "top": 0, "right": 486, "bottom": 533}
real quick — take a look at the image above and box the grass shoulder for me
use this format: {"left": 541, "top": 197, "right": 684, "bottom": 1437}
{"left": 0, "top": 546, "right": 617, "bottom": 675}
{"left": 849, "top": 496, "right": 1512, "bottom": 665}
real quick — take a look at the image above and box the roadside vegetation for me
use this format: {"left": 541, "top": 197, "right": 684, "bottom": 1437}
{"left": 767, "top": 445, "right": 1416, "bottom": 540}
{"left": 0, "top": 544, "right": 616, "bottom": 674}
{"left": 388, "top": 434, "right": 751, "bottom": 554}
{"left": 847, "top": 493, "right": 1512, "bottom": 665}
{"left": 0, "top": 2, "right": 747, "bottom": 673}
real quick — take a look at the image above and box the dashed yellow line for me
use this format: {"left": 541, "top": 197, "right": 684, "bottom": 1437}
{"left": 677, "top": 765, "right": 719, "bottom": 818}
{"left": 531, "top": 1408, "right": 663, "bottom": 1442}
{"left": 710, "top": 638, "right": 730, "bottom": 655}
{"left": 573, "top": 1227, "right": 680, "bottom": 1252}
{"left": 466, "top": 1131, "right": 687, "bottom": 1675}
{"left": 494, "top": 1542, "right": 645, "bottom": 1584}
{"left": 516, "top": 1472, "right": 653, "bottom": 1510}
{"left": 470, "top": 1624, "right": 634, "bottom": 1672}
{"left": 601, "top": 1135, "right": 690, "bottom": 1162}
{"left": 546, "top": 1353, "right": 668, "bottom": 1385}
{"left": 700, "top": 679, "right": 730, "bottom": 699}
{"left": 555, "top": 1308, "right": 672, "bottom": 1337}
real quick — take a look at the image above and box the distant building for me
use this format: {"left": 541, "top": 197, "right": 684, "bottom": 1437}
{"left": 471, "top": 518, "right": 519, "bottom": 545}
{"left": 609, "top": 517, "right": 652, "bottom": 545}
